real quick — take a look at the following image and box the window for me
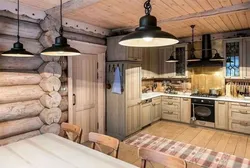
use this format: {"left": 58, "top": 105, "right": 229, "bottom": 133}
{"left": 226, "top": 42, "right": 240, "bottom": 77}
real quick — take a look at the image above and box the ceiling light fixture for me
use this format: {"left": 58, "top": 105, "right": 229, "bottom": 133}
{"left": 166, "top": 54, "right": 178, "bottom": 63}
{"left": 119, "top": 0, "right": 179, "bottom": 47}
{"left": 2, "top": 0, "right": 33, "bottom": 57}
{"left": 41, "top": 0, "right": 81, "bottom": 56}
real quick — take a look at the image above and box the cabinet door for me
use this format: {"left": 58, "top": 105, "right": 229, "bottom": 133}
{"left": 149, "top": 48, "right": 159, "bottom": 78}
{"left": 127, "top": 47, "right": 142, "bottom": 61}
{"left": 224, "top": 39, "right": 243, "bottom": 79}
{"left": 174, "top": 44, "right": 188, "bottom": 78}
{"left": 107, "top": 36, "right": 126, "bottom": 61}
{"left": 215, "top": 101, "right": 229, "bottom": 130}
{"left": 141, "top": 103, "right": 152, "bottom": 127}
{"left": 243, "top": 38, "right": 250, "bottom": 79}
{"left": 153, "top": 100, "right": 161, "bottom": 121}
{"left": 159, "top": 47, "right": 175, "bottom": 78}
{"left": 181, "top": 98, "right": 191, "bottom": 123}
{"left": 141, "top": 48, "right": 151, "bottom": 79}
{"left": 126, "top": 104, "right": 141, "bottom": 135}
{"left": 126, "top": 63, "right": 141, "bottom": 135}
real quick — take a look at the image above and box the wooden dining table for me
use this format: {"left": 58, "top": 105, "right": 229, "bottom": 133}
{"left": 0, "top": 133, "right": 138, "bottom": 168}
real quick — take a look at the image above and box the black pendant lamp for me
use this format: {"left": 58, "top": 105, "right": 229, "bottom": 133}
{"left": 209, "top": 52, "right": 224, "bottom": 61}
{"left": 41, "top": 0, "right": 80, "bottom": 56}
{"left": 2, "top": 0, "right": 33, "bottom": 57}
{"left": 119, "top": 0, "right": 179, "bottom": 47}
{"left": 187, "top": 25, "right": 200, "bottom": 62}
{"left": 166, "top": 54, "right": 178, "bottom": 63}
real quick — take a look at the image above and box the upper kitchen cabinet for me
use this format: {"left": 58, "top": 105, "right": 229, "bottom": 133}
{"left": 107, "top": 35, "right": 142, "bottom": 61}
{"left": 158, "top": 46, "right": 175, "bottom": 78}
{"left": 142, "top": 48, "right": 159, "bottom": 79}
{"left": 224, "top": 39, "right": 243, "bottom": 79}
{"left": 243, "top": 38, "right": 250, "bottom": 79}
{"left": 174, "top": 43, "right": 189, "bottom": 78}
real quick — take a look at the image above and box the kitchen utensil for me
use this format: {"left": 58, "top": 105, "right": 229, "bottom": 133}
{"left": 209, "top": 88, "right": 220, "bottom": 96}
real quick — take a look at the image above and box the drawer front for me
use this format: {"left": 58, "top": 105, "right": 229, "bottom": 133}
{"left": 162, "top": 110, "right": 180, "bottom": 121}
{"left": 162, "top": 96, "right": 180, "bottom": 103}
{"left": 162, "top": 102, "right": 180, "bottom": 112}
{"left": 230, "top": 109, "right": 250, "bottom": 121}
{"left": 152, "top": 97, "right": 161, "bottom": 103}
{"left": 230, "top": 102, "right": 250, "bottom": 110}
{"left": 229, "top": 119, "right": 250, "bottom": 134}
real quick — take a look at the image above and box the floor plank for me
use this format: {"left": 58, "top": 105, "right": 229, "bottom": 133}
{"left": 224, "top": 134, "right": 239, "bottom": 155}
{"left": 206, "top": 131, "right": 225, "bottom": 150}
{"left": 190, "top": 128, "right": 216, "bottom": 147}
{"left": 234, "top": 135, "right": 248, "bottom": 158}
{"left": 214, "top": 132, "right": 231, "bottom": 152}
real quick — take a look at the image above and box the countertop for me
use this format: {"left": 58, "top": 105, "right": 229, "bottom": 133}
{"left": 142, "top": 92, "right": 250, "bottom": 103}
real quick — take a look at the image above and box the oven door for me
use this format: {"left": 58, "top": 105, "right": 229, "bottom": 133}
{"left": 191, "top": 103, "right": 215, "bottom": 122}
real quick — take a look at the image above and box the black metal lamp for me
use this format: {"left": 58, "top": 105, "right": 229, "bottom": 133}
{"left": 2, "top": 0, "right": 33, "bottom": 57}
{"left": 187, "top": 25, "right": 200, "bottom": 62}
{"left": 166, "top": 53, "right": 178, "bottom": 63}
{"left": 119, "top": 0, "right": 179, "bottom": 47}
{"left": 210, "top": 52, "right": 224, "bottom": 61}
{"left": 41, "top": 0, "right": 81, "bottom": 56}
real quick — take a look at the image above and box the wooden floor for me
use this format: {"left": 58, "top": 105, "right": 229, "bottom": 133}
{"left": 115, "top": 120, "right": 250, "bottom": 168}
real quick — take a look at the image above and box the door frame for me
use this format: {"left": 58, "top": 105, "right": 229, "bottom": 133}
{"left": 67, "top": 41, "right": 107, "bottom": 134}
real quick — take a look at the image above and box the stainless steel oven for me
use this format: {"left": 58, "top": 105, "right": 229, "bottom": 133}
{"left": 191, "top": 98, "right": 215, "bottom": 127}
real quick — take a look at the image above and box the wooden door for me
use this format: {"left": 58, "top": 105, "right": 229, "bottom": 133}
{"left": 181, "top": 98, "right": 191, "bottom": 123}
{"left": 72, "top": 54, "right": 98, "bottom": 142}
{"left": 243, "top": 38, "right": 250, "bottom": 79}
{"left": 215, "top": 101, "right": 229, "bottom": 130}
{"left": 159, "top": 47, "right": 175, "bottom": 78}
{"left": 126, "top": 63, "right": 141, "bottom": 135}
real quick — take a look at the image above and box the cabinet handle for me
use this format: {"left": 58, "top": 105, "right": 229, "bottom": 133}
{"left": 240, "top": 110, "right": 248, "bottom": 114}
{"left": 137, "top": 102, "right": 142, "bottom": 105}
{"left": 240, "top": 103, "right": 247, "bottom": 107}
{"left": 239, "top": 121, "right": 249, "bottom": 127}
{"left": 198, "top": 121, "right": 206, "bottom": 125}
{"left": 164, "top": 111, "right": 173, "bottom": 114}
{"left": 218, "top": 102, "right": 225, "bottom": 104}
{"left": 73, "top": 94, "right": 76, "bottom": 105}
{"left": 183, "top": 98, "right": 189, "bottom": 101}
{"left": 168, "top": 102, "right": 173, "bottom": 105}
{"left": 168, "top": 97, "right": 173, "bottom": 99}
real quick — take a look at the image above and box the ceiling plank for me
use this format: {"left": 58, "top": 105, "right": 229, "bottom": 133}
{"left": 46, "top": 0, "right": 101, "bottom": 17}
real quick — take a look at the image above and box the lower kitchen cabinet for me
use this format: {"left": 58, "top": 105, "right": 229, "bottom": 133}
{"left": 162, "top": 96, "right": 181, "bottom": 121}
{"left": 152, "top": 97, "right": 162, "bottom": 122}
{"left": 181, "top": 98, "right": 191, "bottom": 123}
{"left": 215, "top": 101, "right": 229, "bottom": 130}
{"left": 141, "top": 101, "right": 152, "bottom": 127}
{"left": 127, "top": 104, "right": 141, "bottom": 135}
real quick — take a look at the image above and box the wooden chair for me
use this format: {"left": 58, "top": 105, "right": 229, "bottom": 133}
{"left": 61, "top": 122, "right": 82, "bottom": 143}
{"left": 88, "top": 132, "right": 120, "bottom": 158}
{"left": 138, "top": 148, "right": 187, "bottom": 168}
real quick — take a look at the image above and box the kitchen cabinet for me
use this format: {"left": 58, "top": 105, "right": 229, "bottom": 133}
{"left": 243, "top": 38, "right": 250, "bottom": 79}
{"left": 174, "top": 44, "right": 189, "bottom": 78}
{"left": 106, "top": 62, "right": 141, "bottom": 140}
{"left": 107, "top": 35, "right": 142, "bottom": 61}
{"left": 228, "top": 102, "right": 250, "bottom": 134}
{"left": 215, "top": 101, "right": 228, "bottom": 130}
{"left": 151, "top": 97, "right": 161, "bottom": 122}
{"left": 158, "top": 46, "right": 175, "bottom": 78}
{"left": 142, "top": 48, "right": 159, "bottom": 79}
{"left": 141, "top": 100, "right": 152, "bottom": 127}
{"left": 181, "top": 98, "right": 191, "bottom": 123}
{"left": 162, "top": 96, "right": 181, "bottom": 121}
{"left": 224, "top": 39, "right": 243, "bottom": 79}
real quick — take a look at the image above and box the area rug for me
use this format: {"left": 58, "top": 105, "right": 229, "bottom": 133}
{"left": 124, "top": 133, "right": 250, "bottom": 168}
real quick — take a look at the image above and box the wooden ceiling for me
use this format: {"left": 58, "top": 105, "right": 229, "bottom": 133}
{"left": 5, "top": 0, "right": 250, "bottom": 38}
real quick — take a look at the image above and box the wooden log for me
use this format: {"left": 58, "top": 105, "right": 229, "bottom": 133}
{"left": 0, "top": 100, "right": 44, "bottom": 122}
{"left": 59, "top": 96, "right": 68, "bottom": 111}
{"left": 0, "top": 130, "right": 40, "bottom": 146}
{"left": 40, "top": 123, "right": 60, "bottom": 135}
{"left": 0, "top": 71, "right": 42, "bottom": 86}
{"left": 59, "top": 82, "right": 68, "bottom": 96}
{"left": 39, "top": 30, "right": 58, "bottom": 48}
{"left": 0, "top": 85, "right": 45, "bottom": 104}
{"left": 0, "top": 117, "right": 44, "bottom": 139}
{"left": 0, "top": 34, "right": 43, "bottom": 54}
{"left": 0, "top": 10, "right": 40, "bottom": 23}
{"left": 0, "top": 16, "right": 42, "bottom": 39}
{"left": 39, "top": 108, "right": 62, "bottom": 125}
{"left": 39, "top": 76, "right": 61, "bottom": 92}
{"left": 59, "top": 111, "right": 68, "bottom": 124}
{"left": 64, "top": 31, "right": 105, "bottom": 45}
{"left": 40, "top": 55, "right": 60, "bottom": 62}
{"left": 38, "top": 62, "right": 62, "bottom": 78}
{"left": 40, "top": 91, "right": 62, "bottom": 108}
{"left": 0, "top": 55, "right": 43, "bottom": 70}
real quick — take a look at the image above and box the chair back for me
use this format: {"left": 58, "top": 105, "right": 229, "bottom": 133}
{"left": 89, "top": 132, "right": 120, "bottom": 158}
{"left": 61, "top": 122, "right": 82, "bottom": 143}
{"left": 139, "top": 148, "right": 187, "bottom": 168}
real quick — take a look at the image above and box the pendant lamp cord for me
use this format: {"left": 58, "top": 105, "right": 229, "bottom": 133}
{"left": 17, "top": 0, "right": 20, "bottom": 42}
{"left": 191, "top": 25, "right": 195, "bottom": 56}
{"left": 144, "top": 0, "right": 152, "bottom": 15}
{"left": 59, "top": 0, "right": 63, "bottom": 36}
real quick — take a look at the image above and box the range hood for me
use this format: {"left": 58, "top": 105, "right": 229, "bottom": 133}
{"left": 188, "top": 34, "right": 223, "bottom": 67}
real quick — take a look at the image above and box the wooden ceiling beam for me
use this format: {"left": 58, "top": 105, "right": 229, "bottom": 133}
{"left": 46, "top": 0, "right": 101, "bottom": 17}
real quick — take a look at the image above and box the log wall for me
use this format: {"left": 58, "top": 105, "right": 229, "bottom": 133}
{"left": 0, "top": 10, "right": 105, "bottom": 145}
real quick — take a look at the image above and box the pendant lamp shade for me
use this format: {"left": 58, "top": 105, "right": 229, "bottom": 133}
{"left": 41, "top": 0, "right": 80, "bottom": 56}
{"left": 166, "top": 54, "right": 178, "bottom": 63}
{"left": 209, "top": 52, "right": 224, "bottom": 61}
{"left": 119, "top": 0, "right": 178, "bottom": 47}
{"left": 2, "top": 0, "right": 33, "bottom": 57}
